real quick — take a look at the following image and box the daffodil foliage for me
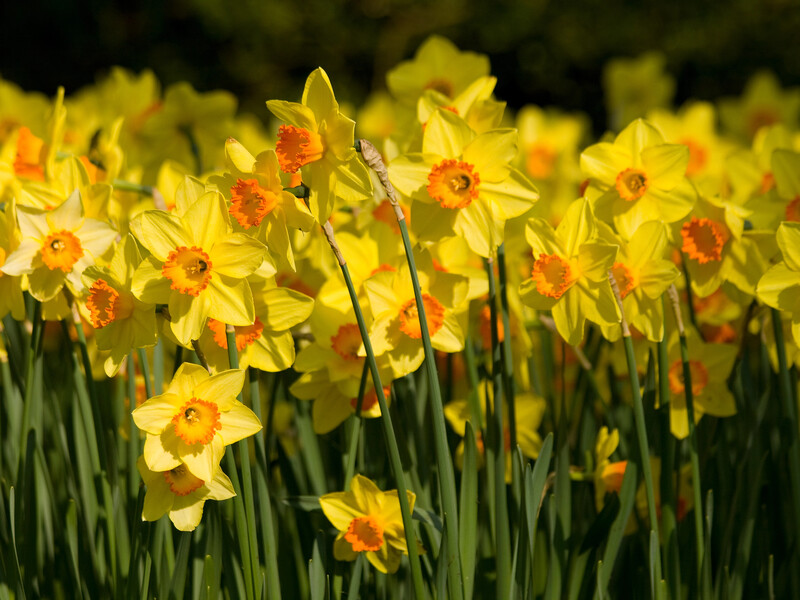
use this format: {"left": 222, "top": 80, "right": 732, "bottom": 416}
{"left": 1, "top": 34, "right": 800, "bottom": 600}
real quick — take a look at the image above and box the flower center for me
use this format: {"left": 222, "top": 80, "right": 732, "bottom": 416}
{"left": 786, "top": 196, "right": 800, "bottom": 222}
{"left": 611, "top": 262, "right": 636, "bottom": 299}
{"left": 208, "top": 317, "right": 264, "bottom": 351}
{"left": 668, "top": 359, "right": 709, "bottom": 396}
{"left": 680, "top": 138, "right": 708, "bottom": 177}
{"left": 748, "top": 108, "right": 779, "bottom": 137}
{"left": 229, "top": 178, "right": 278, "bottom": 229}
{"left": 14, "top": 126, "right": 46, "bottom": 181}
{"left": 680, "top": 217, "right": 727, "bottom": 264}
{"left": 526, "top": 144, "right": 557, "bottom": 180}
{"left": 331, "top": 323, "right": 363, "bottom": 361}
{"left": 86, "top": 279, "right": 134, "bottom": 328}
{"left": 615, "top": 168, "right": 649, "bottom": 202}
{"left": 172, "top": 398, "right": 222, "bottom": 445}
{"left": 369, "top": 263, "right": 397, "bottom": 277}
{"left": 531, "top": 253, "right": 575, "bottom": 299}
{"left": 349, "top": 385, "right": 389, "bottom": 412}
{"left": 423, "top": 78, "right": 455, "bottom": 98}
{"left": 759, "top": 172, "right": 775, "bottom": 195}
{"left": 162, "top": 246, "right": 213, "bottom": 296}
{"left": 398, "top": 294, "right": 446, "bottom": 339}
{"left": 41, "top": 230, "right": 84, "bottom": 272}
{"left": 276, "top": 125, "right": 325, "bottom": 173}
{"left": 162, "top": 463, "right": 204, "bottom": 496}
{"left": 344, "top": 515, "right": 384, "bottom": 552}
{"left": 427, "top": 159, "right": 480, "bottom": 209}
{"left": 600, "top": 461, "right": 628, "bottom": 494}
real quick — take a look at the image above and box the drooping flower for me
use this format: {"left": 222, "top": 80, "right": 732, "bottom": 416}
{"left": 132, "top": 363, "right": 262, "bottom": 481}
{"left": 390, "top": 109, "right": 538, "bottom": 258}
{"left": 137, "top": 456, "right": 235, "bottom": 532}
{"left": 130, "top": 189, "right": 266, "bottom": 345}
{"left": 266, "top": 68, "right": 372, "bottom": 224}
{"left": 81, "top": 234, "right": 157, "bottom": 376}
{"left": 519, "top": 198, "right": 620, "bottom": 346}
{"left": 0, "top": 189, "right": 116, "bottom": 301}
{"left": 580, "top": 119, "right": 696, "bottom": 238}
{"left": 319, "top": 474, "right": 417, "bottom": 574}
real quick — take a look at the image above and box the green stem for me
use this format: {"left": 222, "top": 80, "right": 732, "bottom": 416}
{"left": 19, "top": 301, "right": 42, "bottom": 457}
{"left": 357, "top": 139, "right": 463, "bottom": 599}
{"left": 112, "top": 180, "right": 153, "bottom": 196}
{"left": 667, "top": 286, "right": 705, "bottom": 593}
{"left": 486, "top": 257, "right": 511, "bottom": 599}
{"left": 322, "top": 217, "right": 425, "bottom": 599}
{"left": 343, "top": 362, "right": 369, "bottom": 488}
{"left": 127, "top": 354, "right": 141, "bottom": 502}
{"left": 611, "top": 273, "right": 662, "bottom": 598}
{"left": 226, "top": 326, "right": 261, "bottom": 599}
{"left": 248, "top": 368, "right": 282, "bottom": 600}
{"left": 771, "top": 308, "right": 800, "bottom": 566}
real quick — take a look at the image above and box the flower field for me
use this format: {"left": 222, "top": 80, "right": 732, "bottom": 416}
{"left": 1, "top": 34, "right": 800, "bottom": 599}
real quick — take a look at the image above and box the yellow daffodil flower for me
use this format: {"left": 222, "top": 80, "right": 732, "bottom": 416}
{"left": 581, "top": 118, "right": 696, "bottom": 238}
{"left": 718, "top": 71, "right": 800, "bottom": 142}
{"left": 445, "top": 390, "right": 545, "bottom": 483}
{"left": 132, "top": 363, "right": 262, "bottom": 481}
{"left": 417, "top": 76, "right": 505, "bottom": 135}
{"left": 0, "top": 201, "right": 25, "bottom": 320}
{"left": 210, "top": 139, "right": 314, "bottom": 271}
{"left": 365, "top": 251, "right": 468, "bottom": 378}
{"left": 665, "top": 330, "right": 737, "bottom": 439}
{"left": 387, "top": 35, "right": 490, "bottom": 108}
{"left": 137, "top": 456, "right": 235, "bottom": 532}
{"left": 130, "top": 189, "right": 266, "bottom": 345}
{"left": 81, "top": 234, "right": 157, "bottom": 377}
{"left": 519, "top": 198, "right": 620, "bottom": 346}
{"left": 597, "top": 221, "right": 680, "bottom": 342}
{"left": 1, "top": 189, "right": 116, "bottom": 301}
{"left": 757, "top": 222, "right": 800, "bottom": 346}
{"left": 390, "top": 109, "right": 539, "bottom": 258}
{"left": 319, "top": 474, "right": 416, "bottom": 574}
{"left": 266, "top": 68, "right": 372, "bottom": 224}
{"left": 603, "top": 52, "right": 675, "bottom": 131}
{"left": 193, "top": 276, "right": 314, "bottom": 373}
{"left": 675, "top": 195, "right": 765, "bottom": 298}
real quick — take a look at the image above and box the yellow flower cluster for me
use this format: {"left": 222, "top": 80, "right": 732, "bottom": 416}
{"left": 1, "top": 34, "right": 798, "bottom": 545}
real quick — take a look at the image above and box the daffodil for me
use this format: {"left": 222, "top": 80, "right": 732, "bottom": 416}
{"left": 209, "top": 139, "right": 314, "bottom": 270}
{"left": 752, "top": 148, "right": 800, "bottom": 231}
{"left": 603, "top": 52, "right": 675, "bottom": 131}
{"left": 417, "top": 76, "right": 505, "bottom": 134}
{"left": 386, "top": 35, "right": 490, "bottom": 107}
{"left": 597, "top": 221, "right": 680, "bottom": 342}
{"left": 137, "top": 456, "right": 235, "bottom": 532}
{"left": 718, "top": 71, "right": 800, "bottom": 142}
{"left": 193, "top": 276, "right": 314, "bottom": 373}
{"left": 266, "top": 68, "right": 372, "bottom": 224}
{"left": 581, "top": 118, "right": 696, "bottom": 238}
{"left": 0, "top": 189, "right": 116, "bottom": 301}
{"left": 519, "top": 198, "right": 620, "bottom": 346}
{"left": 445, "top": 390, "right": 545, "bottom": 483}
{"left": 593, "top": 427, "right": 626, "bottom": 511}
{"left": 132, "top": 363, "right": 262, "bottom": 481}
{"left": 665, "top": 330, "right": 737, "bottom": 439}
{"left": 675, "top": 195, "right": 765, "bottom": 298}
{"left": 81, "top": 234, "right": 157, "bottom": 376}
{"left": 757, "top": 222, "right": 800, "bottom": 346}
{"left": 319, "top": 474, "right": 416, "bottom": 574}
{"left": 365, "top": 251, "right": 468, "bottom": 378}
{"left": 130, "top": 189, "right": 266, "bottom": 345}
{"left": 0, "top": 201, "right": 25, "bottom": 320}
{"left": 389, "top": 109, "right": 539, "bottom": 258}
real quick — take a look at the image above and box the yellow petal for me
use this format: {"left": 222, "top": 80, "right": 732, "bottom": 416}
{"left": 218, "top": 403, "right": 263, "bottom": 444}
